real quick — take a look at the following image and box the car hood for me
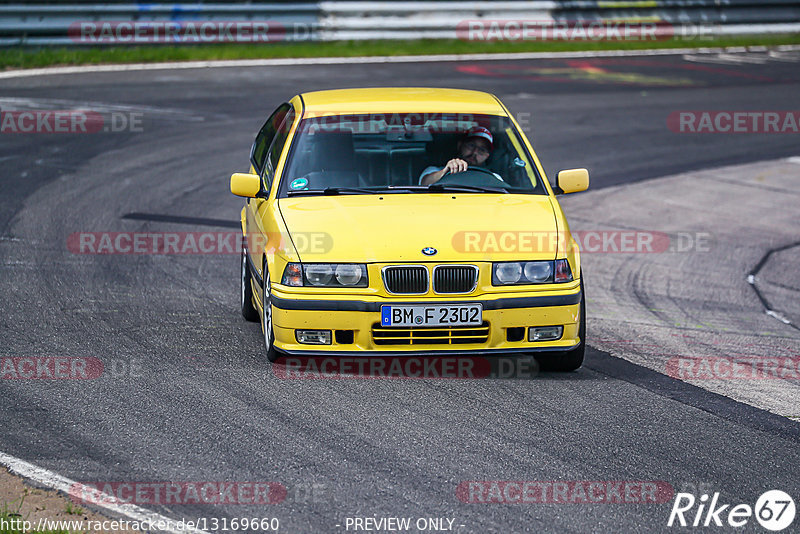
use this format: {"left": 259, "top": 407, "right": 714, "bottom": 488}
{"left": 278, "top": 194, "right": 559, "bottom": 262}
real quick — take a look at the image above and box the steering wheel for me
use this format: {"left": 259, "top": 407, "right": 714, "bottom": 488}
{"left": 438, "top": 166, "right": 504, "bottom": 184}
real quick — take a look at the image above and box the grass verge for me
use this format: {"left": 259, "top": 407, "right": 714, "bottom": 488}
{"left": 2, "top": 34, "right": 800, "bottom": 70}
{"left": 1, "top": 506, "right": 68, "bottom": 534}
{"left": 1, "top": 468, "right": 140, "bottom": 534}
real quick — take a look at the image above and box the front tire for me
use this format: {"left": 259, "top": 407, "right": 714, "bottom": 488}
{"left": 536, "top": 280, "right": 585, "bottom": 372}
{"left": 240, "top": 247, "right": 259, "bottom": 322}
{"left": 261, "top": 266, "right": 280, "bottom": 362}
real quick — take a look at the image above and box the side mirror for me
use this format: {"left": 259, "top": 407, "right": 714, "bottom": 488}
{"left": 230, "top": 173, "right": 261, "bottom": 198}
{"left": 554, "top": 168, "right": 589, "bottom": 195}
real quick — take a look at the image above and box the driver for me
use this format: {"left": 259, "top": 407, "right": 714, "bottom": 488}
{"left": 419, "top": 126, "right": 498, "bottom": 186}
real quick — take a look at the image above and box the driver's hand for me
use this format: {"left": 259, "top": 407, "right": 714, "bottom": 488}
{"left": 444, "top": 158, "right": 469, "bottom": 174}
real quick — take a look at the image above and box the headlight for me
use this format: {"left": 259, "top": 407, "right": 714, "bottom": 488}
{"left": 305, "top": 264, "right": 334, "bottom": 286}
{"left": 494, "top": 262, "right": 523, "bottom": 284}
{"left": 282, "top": 263, "right": 368, "bottom": 287}
{"left": 335, "top": 264, "right": 363, "bottom": 285}
{"left": 524, "top": 261, "right": 552, "bottom": 283}
{"left": 492, "top": 261, "right": 567, "bottom": 285}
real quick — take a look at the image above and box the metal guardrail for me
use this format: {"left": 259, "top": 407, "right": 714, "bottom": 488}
{"left": 1, "top": 1, "right": 799, "bottom": 46}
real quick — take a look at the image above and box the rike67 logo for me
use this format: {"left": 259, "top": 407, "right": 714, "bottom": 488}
{"left": 668, "top": 490, "right": 795, "bottom": 531}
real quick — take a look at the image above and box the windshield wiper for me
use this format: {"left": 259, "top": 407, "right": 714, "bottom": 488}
{"left": 286, "top": 184, "right": 509, "bottom": 196}
{"left": 374, "top": 185, "right": 507, "bottom": 194}
{"left": 427, "top": 184, "right": 509, "bottom": 194}
{"left": 286, "top": 186, "right": 428, "bottom": 196}
{"left": 287, "top": 187, "right": 383, "bottom": 196}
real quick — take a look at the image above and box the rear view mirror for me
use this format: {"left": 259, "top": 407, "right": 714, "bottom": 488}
{"left": 555, "top": 168, "right": 589, "bottom": 195}
{"left": 230, "top": 173, "right": 261, "bottom": 198}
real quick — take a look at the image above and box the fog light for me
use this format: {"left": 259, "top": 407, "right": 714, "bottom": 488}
{"left": 296, "top": 330, "right": 332, "bottom": 345}
{"left": 528, "top": 326, "right": 563, "bottom": 342}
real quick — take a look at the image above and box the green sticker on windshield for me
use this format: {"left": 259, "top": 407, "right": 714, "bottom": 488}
{"left": 290, "top": 178, "right": 309, "bottom": 190}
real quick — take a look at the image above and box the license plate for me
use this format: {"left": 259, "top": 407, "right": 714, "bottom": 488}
{"left": 380, "top": 304, "right": 483, "bottom": 327}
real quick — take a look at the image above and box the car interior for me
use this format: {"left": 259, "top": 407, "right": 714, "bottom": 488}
{"left": 283, "top": 119, "right": 541, "bottom": 193}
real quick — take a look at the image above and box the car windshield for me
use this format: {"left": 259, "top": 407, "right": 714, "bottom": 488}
{"left": 278, "top": 113, "right": 545, "bottom": 197}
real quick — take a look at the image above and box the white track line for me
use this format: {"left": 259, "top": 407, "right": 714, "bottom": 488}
{"left": 2, "top": 45, "right": 800, "bottom": 80}
{"left": 0, "top": 451, "right": 209, "bottom": 534}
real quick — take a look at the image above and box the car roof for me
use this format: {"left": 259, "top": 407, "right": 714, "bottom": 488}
{"left": 298, "top": 88, "right": 507, "bottom": 116}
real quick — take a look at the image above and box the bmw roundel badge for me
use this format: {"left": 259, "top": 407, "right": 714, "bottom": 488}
{"left": 422, "top": 247, "right": 437, "bottom": 256}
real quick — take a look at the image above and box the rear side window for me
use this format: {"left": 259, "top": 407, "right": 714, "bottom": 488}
{"left": 251, "top": 103, "right": 291, "bottom": 174}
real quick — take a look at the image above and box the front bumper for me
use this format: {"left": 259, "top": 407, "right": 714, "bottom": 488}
{"left": 269, "top": 286, "right": 582, "bottom": 356}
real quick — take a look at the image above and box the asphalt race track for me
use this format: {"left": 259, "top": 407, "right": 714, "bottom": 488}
{"left": 1, "top": 50, "right": 799, "bottom": 533}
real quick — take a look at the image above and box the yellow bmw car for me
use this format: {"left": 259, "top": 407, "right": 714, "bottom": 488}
{"left": 231, "top": 88, "right": 588, "bottom": 371}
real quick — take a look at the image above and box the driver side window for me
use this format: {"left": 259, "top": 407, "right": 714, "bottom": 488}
{"left": 263, "top": 108, "right": 296, "bottom": 192}
{"left": 250, "top": 103, "right": 291, "bottom": 175}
